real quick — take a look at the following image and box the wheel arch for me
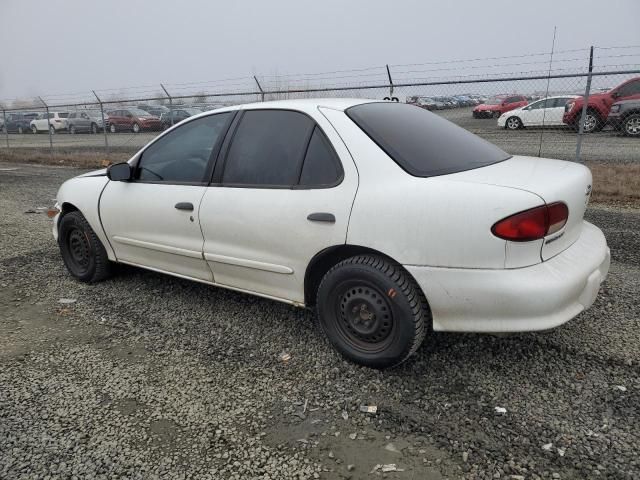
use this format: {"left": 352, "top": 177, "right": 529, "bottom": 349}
{"left": 304, "top": 244, "right": 428, "bottom": 308}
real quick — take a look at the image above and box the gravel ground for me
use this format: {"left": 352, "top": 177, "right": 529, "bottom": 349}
{"left": 1, "top": 163, "right": 639, "bottom": 480}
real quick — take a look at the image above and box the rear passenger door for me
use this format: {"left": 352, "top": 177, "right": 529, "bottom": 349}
{"left": 199, "top": 108, "right": 358, "bottom": 304}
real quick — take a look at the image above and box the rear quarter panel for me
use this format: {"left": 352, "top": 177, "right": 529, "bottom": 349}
{"left": 320, "top": 107, "right": 543, "bottom": 269}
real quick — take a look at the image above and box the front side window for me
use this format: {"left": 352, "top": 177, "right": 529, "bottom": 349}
{"left": 528, "top": 100, "right": 545, "bottom": 110}
{"left": 222, "top": 110, "right": 314, "bottom": 186}
{"left": 346, "top": 102, "right": 510, "bottom": 178}
{"left": 136, "top": 113, "right": 232, "bottom": 183}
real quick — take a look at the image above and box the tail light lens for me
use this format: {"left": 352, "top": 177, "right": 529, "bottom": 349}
{"left": 491, "top": 202, "right": 569, "bottom": 242}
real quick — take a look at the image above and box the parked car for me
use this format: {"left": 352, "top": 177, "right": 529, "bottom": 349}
{"left": 160, "top": 107, "right": 202, "bottom": 129}
{"left": 3, "top": 112, "right": 39, "bottom": 133}
{"left": 473, "top": 95, "right": 528, "bottom": 118}
{"left": 66, "top": 110, "right": 106, "bottom": 134}
{"left": 50, "top": 99, "right": 609, "bottom": 369}
{"left": 607, "top": 99, "right": 640, "bottom": 137}
{"left": 106, "top": 108, "right": 162, "bottom": 133}
{"left": 30, "top": 112, "right": 70, "bottom": 134}
{"left": 137, "top": 104, "right": 170, "bottom": 117}
{"left": 563, "top": 76, "right": 640, "bottom": 132}
{"left": 498, "top": 95, "right": 579, "bottom": 130}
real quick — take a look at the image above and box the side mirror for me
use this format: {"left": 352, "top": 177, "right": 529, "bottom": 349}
{"left": 611, "top": 91, "right": 621, "bottom": 99}
{"left": 107, "top": 162, "right": 132, "bottom": 181}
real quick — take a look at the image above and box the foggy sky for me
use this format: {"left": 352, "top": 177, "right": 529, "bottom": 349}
{"left": 1, "top": 0, "right": 639, "bottom": 102}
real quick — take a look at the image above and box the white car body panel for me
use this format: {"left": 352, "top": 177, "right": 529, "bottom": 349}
{"left": 407, "top": 221, "right": 609, "bottom": 332}
{"left": 498, "top": 95, "right": 579, "bottom": 128}
{"left": 100, "top": 182, "right": 213, "bottom": 282}
{"left": 53, "top": 174, "right": 115, "bottom": 261}
{"left": 52, "top": 98, "right": 610, "bottom": 334}
{"left": 199, "top": 103, "right": 359, "bottom": 304}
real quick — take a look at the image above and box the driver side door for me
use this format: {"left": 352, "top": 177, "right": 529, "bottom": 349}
{"left": 100, "top": 112, "right": 235, "bottom": 281}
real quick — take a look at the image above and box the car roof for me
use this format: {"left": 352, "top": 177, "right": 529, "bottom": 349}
{"left": 210, "top": 98, "right": 377, "bottom": 114}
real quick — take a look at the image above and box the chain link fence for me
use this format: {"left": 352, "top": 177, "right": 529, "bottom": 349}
{"left": 1, "top": 46, "right": 639, "bottom": 164}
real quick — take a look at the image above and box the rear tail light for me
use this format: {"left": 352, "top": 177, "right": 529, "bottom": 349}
{"left": 491, "top": 202, "right": 569, "bottom": 242}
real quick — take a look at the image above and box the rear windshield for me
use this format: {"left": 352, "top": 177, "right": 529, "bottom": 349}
{"left": 345, "top": 102, "right": 510, "bottom": 177}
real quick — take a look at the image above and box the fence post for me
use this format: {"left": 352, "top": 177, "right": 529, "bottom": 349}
{"left": 39, "top": 96, "right": 53, "bottom": 161}
{"left": 254, "top": 76, "right": 265, "bottom": 102}
{"left": 575, "top": 46, "right": 594, "bottom": 163}
{"left": 386, "top": 64, "right": 395, "bottom": 99}
{"left": 160, "top": 84, "right": 173, "bottom": 127}
{"left": 92, "top": 90, "right": 109, "bottom": 154}
{"left": 2, "top": 110, "right": 8, "bottom": 149}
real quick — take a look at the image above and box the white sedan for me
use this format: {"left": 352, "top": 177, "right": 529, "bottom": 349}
{"left": 498, "top": 95, "right": 579, "bottom": 129}
{"left": 50, "top": 99, "right": 610, "bottom": 368}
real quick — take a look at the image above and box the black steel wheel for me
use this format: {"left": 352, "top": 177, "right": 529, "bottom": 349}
{"left": 58, "top": 211, "right": 112, "bottom": 283}
{"left": 316, "top": 255, "right": 430, "bottom": 369}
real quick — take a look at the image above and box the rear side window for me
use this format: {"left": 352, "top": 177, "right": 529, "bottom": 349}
{"left": 299, "top": 127, "right": 343, "bottom": 187}
{"left": 222, "top": 110, "right": 314, "bottom": 186}
{"left": 346, "top": 102, "right": 510, "bottom": 177}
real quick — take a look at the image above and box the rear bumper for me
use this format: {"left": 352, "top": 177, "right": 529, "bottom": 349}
{"left": 406, "top": 221, "right": 609, "bottom": 332}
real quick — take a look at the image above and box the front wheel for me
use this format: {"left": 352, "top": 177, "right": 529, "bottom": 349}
{"left": 316, "top": 255, "right": 429, "bottom": 369}
{"left": 18, "top": 126, "right": 24, "bottom": 134}
{"left": 49, "top": 125, "right": 56, "bottom": 135}
{"left": 31, "top": 125, "right": 37, "bottom": 134}
{"left": 623, "top": 114, "right": 640, "bottom": 137}
{"left": 69, "top": 125, "right": 76, "bottom": 134}
{"left": 132, "top": 122, "right": 140, "bottom": 133}
{"left": 506, "top": 116, "right": 522, "bottom": 130}
{"left": 58, "top": 211, "right": 112, "bottom": 283}
{"left": 578, "top": 110, "right": 603, "bottom": 133}
{"left": 110, "top": 124, "right": 117, "bottom": 133}
{"left": 91, "top": 123, "right": 98, "bottom": 134}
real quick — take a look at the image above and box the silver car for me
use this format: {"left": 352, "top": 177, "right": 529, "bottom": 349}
{"left": 66, "top": 110, "right": 106, "bottom": 134}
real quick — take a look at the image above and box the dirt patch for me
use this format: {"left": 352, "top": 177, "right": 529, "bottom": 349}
{"left": 588, "top": 162, "right": 640, "bottom": 206}
{"left": 0, "top": 148, "right": 132, "bottom": 168}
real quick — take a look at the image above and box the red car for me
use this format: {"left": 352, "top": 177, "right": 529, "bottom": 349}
{"left": 106, "top": 108, "right": 163, "bottom": 133}
{"left": 472, "top": 95, "right": 528, "bottom": 118}
{"left": 563, "top": 76, "right": 640, "bottom": 133}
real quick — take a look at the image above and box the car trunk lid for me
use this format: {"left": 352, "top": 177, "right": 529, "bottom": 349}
{"left": 449, "top": 155, "right": 592, "bottom": 262}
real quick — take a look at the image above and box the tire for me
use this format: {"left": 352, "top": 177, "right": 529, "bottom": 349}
{"left": 49, "top": 125, "right": 56, "bottom": 135}
{"left": 493, "top": 111, "right": 501, "bottom": 118}
{"left": 91, "top": 123, "right": 98, "bottom": 134}
{"left": 31, "top": 125, "right": 37, "bottom": 134}
{"left": 579, "top": 109, "right": 603, "bottom": 133}
{"left": 18, "top": 126, "right": 24, "bottom": 134}
{"left": 132, "top": 122, "right": 140, "bottom": 133}
{"left": 58, "top": 211, "right": 112, "bottom": 283}
{"left": 69, "top": 124, "right": 76, "bottom": 134}
{"left": 316, "top": 255, "right": 429, "bottom": 369}
{"left": 623, "top": 114, "right": 640, "bottom": 137}
{"left": 110, "top": 124, "right": 117, "bottom": 133}
{"left": 505, "top": 116, "right": 522, "bottom": 130}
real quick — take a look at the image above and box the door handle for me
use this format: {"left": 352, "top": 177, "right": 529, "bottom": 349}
{"left": 174, "top": 202, "right": 194, "bottom": 211}
{"left": 307, "top": 212, "right": 335, "bottom": 223}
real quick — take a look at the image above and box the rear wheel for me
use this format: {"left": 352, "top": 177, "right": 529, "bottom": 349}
{"left": 623, "top": 114, "right": 640, "bottom": 137}
{"left": 493, "top": 111, "right": 501, "bottom": 118}
{"left": 18, "top": 126, "right": 24, "bottom": 134}
{"left": 58, "top": 211, "right": 112, "bottom": 283}
{"left": 506, "top": 116, "right": 522, "bottom": 130}
{"left": 110, "top": 124, "right": 117, "bottom": 133}
{"left": 49, "top": 125, "right": 56, "bottom": 135}
{"left": 91, "top": 123, "right": 98, "bottom": 134}
{"left": 132, "top": 122, "right": 140, "bottom": 133}
{"left": 316, "top": 255, "right": 429, "bottom": 369}
{"left": 69, "top": 124, "right": 76, "bottom": 134}
{"left": 31, "top": 125, "right": 37, "bottom": 134}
